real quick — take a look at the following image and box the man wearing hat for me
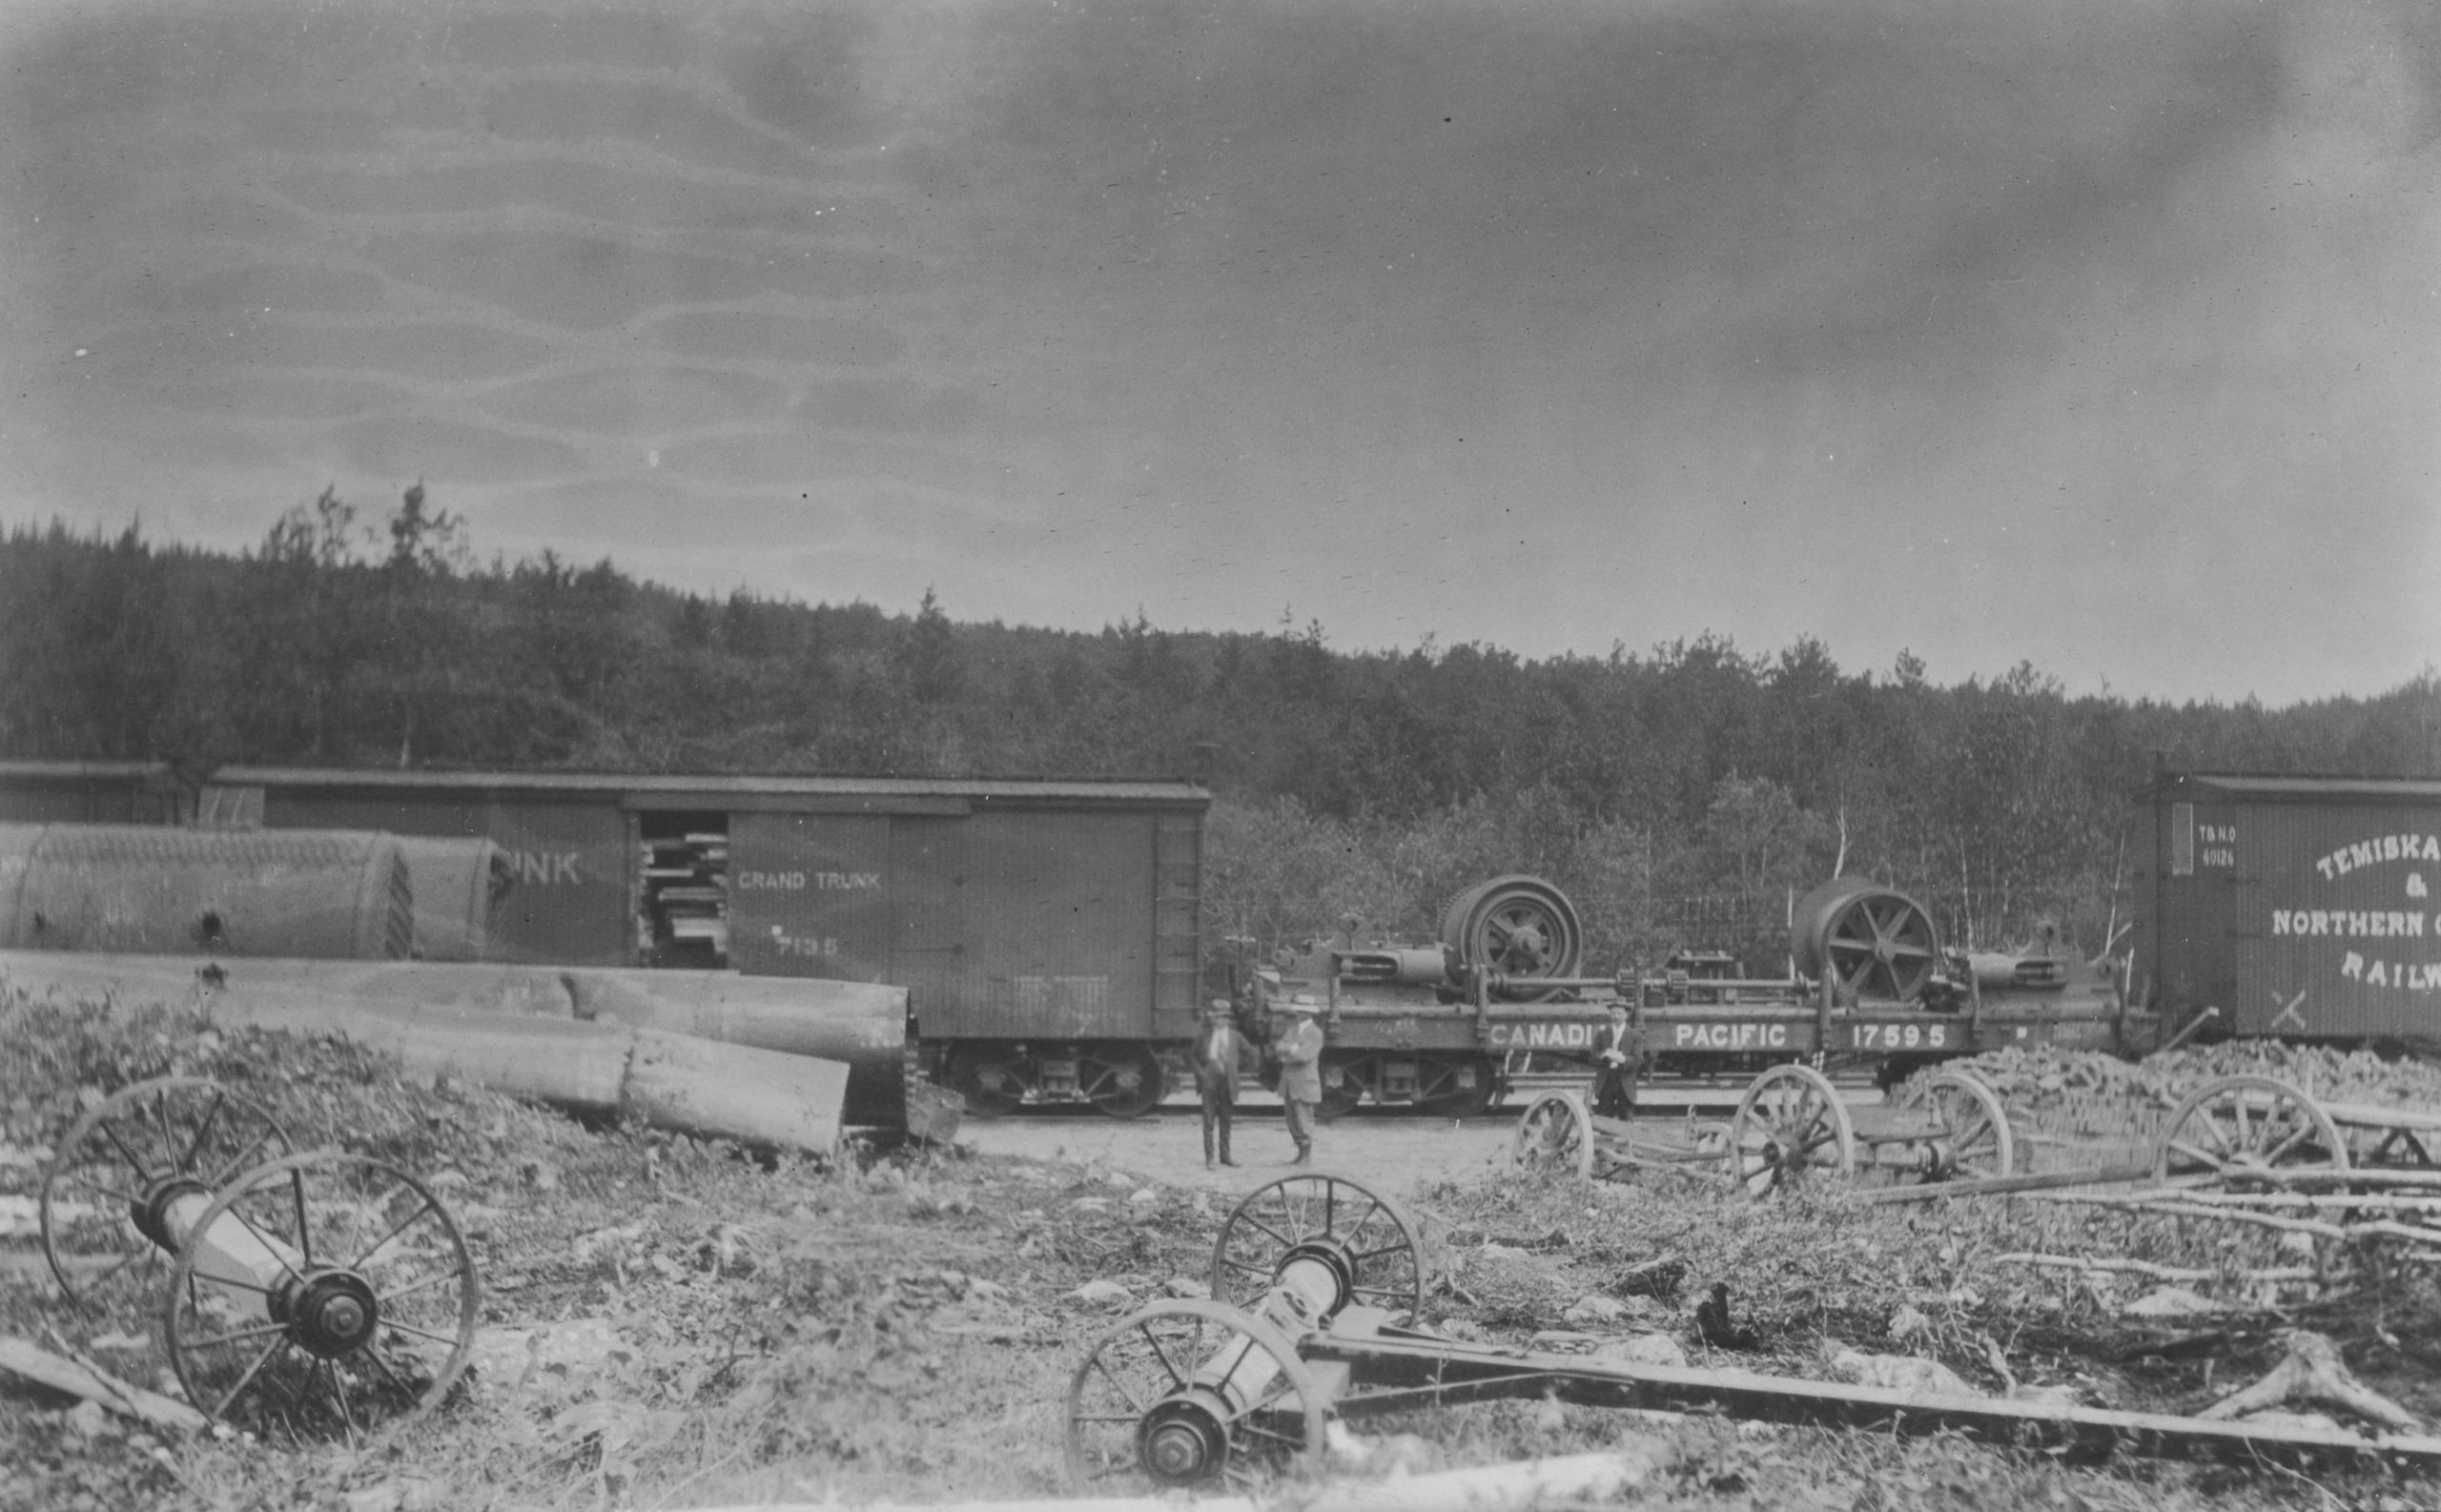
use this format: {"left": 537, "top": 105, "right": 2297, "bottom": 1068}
{"left": 1274, "top": 995, "right": 1326, "bottom": 1165}
{"left": 1590, "top": 1000, "right": 1643, "bottom": 1119}
{"left": 1192, "top": 999, "right": 1241, "bottom": 1168}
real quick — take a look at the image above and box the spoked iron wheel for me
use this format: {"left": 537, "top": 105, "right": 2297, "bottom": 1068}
{"left": 165, "top": 1152, "right": 480, "bottom": 1440}
{"left": 2151, "top": 1074, "right": 2348, "bottom": 1189}
{"left": 1916, "top": 1069, "right": 2015, "bottom": 1182}
{"left": 1510, "top": 1091, "right": 1594, "bottom": 1180}
{"left": 1079, "top": 1046, "right": 1166, "bottom": 1119}
{"left": 40, "top": 1075, "right": 292, "bottom": 1310}
{"left": 1211, "top": 1174, "right": 1422, "bottom": 1318}
{"left": 1726, "top": 1064, "right": 1856, "bottom": 1198}
{"left": 1063, "top": 1299, "right": 1325, "bottom": 1491}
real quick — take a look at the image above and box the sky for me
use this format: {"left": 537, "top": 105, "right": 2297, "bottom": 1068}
{"left": 2, "top": 0, "right": 2435, "bottom": 706}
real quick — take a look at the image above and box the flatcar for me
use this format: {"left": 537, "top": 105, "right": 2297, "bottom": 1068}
{"left": 1243, "top": 872, "right": 2131, "bottom": 1116}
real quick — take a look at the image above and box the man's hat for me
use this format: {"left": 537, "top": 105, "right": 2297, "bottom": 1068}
{"left": 1281, "top": 994, "right": 1323, "bottom": 1015}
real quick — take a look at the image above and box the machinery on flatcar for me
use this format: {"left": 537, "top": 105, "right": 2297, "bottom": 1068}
{"left": 1238, "top": 872, "right": 2134, "bottom": 1115}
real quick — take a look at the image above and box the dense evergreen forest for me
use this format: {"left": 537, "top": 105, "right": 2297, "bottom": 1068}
{"left": 5, "top": 490, "right": 2436, "bottom": 973}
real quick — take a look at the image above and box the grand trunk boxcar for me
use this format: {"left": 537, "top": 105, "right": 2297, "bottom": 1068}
{"left": 202, "top": 767, "right": 1209, "bottom": 1114}
{"left": 2134, "top": 771, "right": 2441, "bottom": 1044}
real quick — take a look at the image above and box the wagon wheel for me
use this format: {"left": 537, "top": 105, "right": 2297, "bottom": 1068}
{"left": 1414, "top": 1054, "right": 1498, "bottom": 1119}
{"left": 948, "top": 1048, "right": 1028, "bottom": 1117}
{"left": 164, "top": 1152, "right": 480, "bottom": 1440}
{"left": 1918, "top": 1069, "right": 2015, "bottom": 1181}
{"left": 1819, "top": 893, "right": 1940, "bottom": 1003}
{"left": 1726, "top": 1064, "right": 1855, "bottom": 1198}
{"left": 1441, "top": 875, "right": 1583, "bottom": 1002}
{"left": 2151, "top": 1074, "right": 2348, "bottom": 1189}
{"left": 1080, "top": 1046, "right": 1166, "bottom": 1119}
{"left": 1211, "top": 1174, "right": 1422, "bottom": 1318}
{"left": 1318, "top": 1053, "right": 1377, "bottom": 1120}
{"left": 1510, "top": 1091, "right": 1595, "bottom": 1180}
{"left": 1064, "top": 1299, "right": 1327, "bottom": 1491}
{"left": 40, "top": 1075, "right": 293, "bottom": 1310}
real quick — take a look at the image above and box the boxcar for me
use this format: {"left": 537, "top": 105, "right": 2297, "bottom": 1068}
{"left": 203, "top": 766, "right": 1209, "bottom": 1114}
{"left": 0, "top": 760, "right": 192, "bottom": 825}
{"left": 2133, "top": 771, "right": 2441, "bottom": 1044}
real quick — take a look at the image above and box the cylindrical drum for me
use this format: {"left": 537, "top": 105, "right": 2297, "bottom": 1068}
{"left": 1790, "top": 877, "right": 1941, "bottom": 1003}
{"left": 393, "top": 837, "right": 511, "bottom": 962}
{"left": 1440, "top": 875, "right": 1583, "bottom": 1001}
{"left": 0, "top": 824, "right": 412, "bottom": 960}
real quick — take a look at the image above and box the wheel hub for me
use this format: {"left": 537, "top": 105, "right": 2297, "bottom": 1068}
{"left": 277, "top": 1270, "right": 381, "bottom": 1359}
{"left": 1138, "top": 1394, "right": 1231, "bottom": 1485}
{"left": 133, "top": 1175, "right": 211, "bottom": 1251}
{"left": 1277, "top": 1238, "right": 1356, "bottom": 1316}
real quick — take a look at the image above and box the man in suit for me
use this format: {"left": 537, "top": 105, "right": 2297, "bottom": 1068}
{"left": 1590, "top": 1001, "right": 1643, "bottom": 1119}
{"left": 1274, "top": 995, "right": 1326, "bottom": 1165}
{"left": 1193, "top": 1000, "right": 1241, "bottom": 1168}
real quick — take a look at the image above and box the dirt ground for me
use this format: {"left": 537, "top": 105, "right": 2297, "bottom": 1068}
{"left": 959, "top": 1100, "right": 1521, "bottom": 1196}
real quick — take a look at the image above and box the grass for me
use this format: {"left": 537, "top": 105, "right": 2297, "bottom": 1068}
{"left": 7, "top": 990, "right": 2441, "bottom": 1510}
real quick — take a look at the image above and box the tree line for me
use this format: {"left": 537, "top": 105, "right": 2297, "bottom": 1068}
{"left": 5, "top": 490, "right": 2436, "bottom": 973}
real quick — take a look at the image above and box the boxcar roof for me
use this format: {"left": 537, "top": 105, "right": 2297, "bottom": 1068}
{"left": 0, "top": 759, "right": 180, "bottom": 783}
{"left": 2151, "top": 771, "right": 2441, "bottom": 804}
{"left": 210, "top": 766, "right": 1210, "bottom": 809}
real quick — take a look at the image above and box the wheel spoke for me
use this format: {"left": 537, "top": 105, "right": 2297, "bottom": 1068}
{"left": 183, "top": 1320, "right": 293, "bottom": 1353}
{"left": 180, "top": 1091, "right": 229, "bottom": 1174}
{"left": 1138, "top": 1322, "right": 1188, "bottom": 1389}
{"left": 380, "top": 1319, "right": 466, "bottom": 1349}
{"left": 210, "top": 1337, "right": 290, "bottom": 1420}
{"left": 378, "top": 1267, "right": 465, "bottom": 1303}
{"left": 350, "top": 1196, "right": 438, "bottom": 1271}
{"left": 99, "top": 1120, "right": 154, "bottom": 1181}
{"left": 1091, "top": 1354, "right": 1148, "bottom": 1415}
{"left": 289, "top": 1169, "right": 314, "bottom": 1270}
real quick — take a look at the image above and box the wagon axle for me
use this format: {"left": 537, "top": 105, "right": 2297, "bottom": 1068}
{"left": 39, "top": 1075, "right": 482, "bottom": 1438}
{"left": 1067, "top": 1173, "right": 2441, "bottom": 1492}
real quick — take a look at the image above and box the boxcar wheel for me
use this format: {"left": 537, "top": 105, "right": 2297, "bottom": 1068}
{"left": 950, "top": 1048, "right": 1030, "bottom": 1117}
{"left": 1415, "top": 1055, "right": 1498, "bottom": 1119}
{"left": 1317, "top": 1053, "right": 1376, "bottom": 1120}
{"left": 1080, "top": 1045, "right": 1166, "bottom": 1119}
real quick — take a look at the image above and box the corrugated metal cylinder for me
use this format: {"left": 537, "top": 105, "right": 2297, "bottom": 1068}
{"left": 393, "top": 836, "right": 510, "bottom": 961}
{"left": 0, "top": 824, "right": 411, "bottom": 959}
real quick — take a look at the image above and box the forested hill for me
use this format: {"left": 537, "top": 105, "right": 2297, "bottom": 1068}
{"left": 5, "top": 496, "right": 2436, "bottom": 970}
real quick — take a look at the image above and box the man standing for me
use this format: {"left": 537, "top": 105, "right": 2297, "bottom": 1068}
{"left": 1193, "top": 1000, "right": 1241, "bottom": 1169}
{"left": 1274, "top": 995, "right": 1326, "bottom": 1166}
{"left": 1590, "top": 1001, "right": 1642, "bottom": 1119}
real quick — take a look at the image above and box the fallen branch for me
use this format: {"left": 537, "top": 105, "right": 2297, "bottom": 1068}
{"left": 2201, "top": 1330, "right": 2420, "bottom": 1434}
{"left": 2022, "top": 1193, "right": 2348, "bottom": 1239}
{"left": 1992, "top": 1254, "right": 2313, "bottom": 1284}
{"left": 0, "top": 1335, "right": 207, "bottom": 1432}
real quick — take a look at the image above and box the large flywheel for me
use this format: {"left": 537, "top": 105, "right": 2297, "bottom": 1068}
{"left": 1440, "top": 875, "right": 1583, "bottom": 1002}
{"left": 1791, "top": 878, "right": 1942, "bottom": 1004}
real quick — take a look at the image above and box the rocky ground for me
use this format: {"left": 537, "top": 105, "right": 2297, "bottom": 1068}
{"left": 6, "top": 992, "right": 2441, "bottom": 1512}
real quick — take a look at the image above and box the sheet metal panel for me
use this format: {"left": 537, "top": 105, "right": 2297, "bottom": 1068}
{"left": 0, "top": 824, "right": 410, "bottom": 958}
{"left": 2139, "top": 775, "right": 2441, "bottom": 1039}
{"left": 891, "top": 810, "right": 1155, "bottom": 1039}
{"left": 726, "top": 812, "right": 892, "bottom": 981}
{"left": 255, "top": 793, "right": 629, "bottom": 966}
{"left": 2229, "top": 799, "right": 2441, "bottom": 1038}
